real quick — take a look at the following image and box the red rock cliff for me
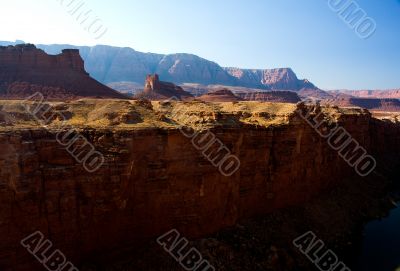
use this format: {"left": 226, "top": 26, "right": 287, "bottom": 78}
{"left": 0, "top": 101, "right": 399, "bottom": 270}
{"left": 0, "top": 44, "right": 127, "bottom": 100}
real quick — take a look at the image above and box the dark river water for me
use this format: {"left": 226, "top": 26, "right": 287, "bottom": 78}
{"left": 351, "top": 203, "right": 400, "bottom": 271}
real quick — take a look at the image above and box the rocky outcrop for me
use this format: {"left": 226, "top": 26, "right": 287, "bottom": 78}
{"left": 0, "top": 44, "right": 127, "bottom": 100}
{"left": 236, "top": 91, "right": 301, "bottom": 103}
{"left": 135, "top": 74, "right": 193, "bottom": 100}
{"left": 0, "top": 100, "right": 399, "bottom": 270}
{"left": 197, "top": 89, "right": 242, "bottom": 102}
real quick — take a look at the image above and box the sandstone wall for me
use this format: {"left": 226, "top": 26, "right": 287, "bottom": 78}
{"left": 0, "top": 113, "right": 399, "bottom": 269}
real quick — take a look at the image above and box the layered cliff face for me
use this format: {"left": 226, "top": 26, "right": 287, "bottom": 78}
{"left": 0, "top": 44, "right": 127, "bottom": 100}
{"left": 0, "top": 100, "right": 399, "bottom": 270}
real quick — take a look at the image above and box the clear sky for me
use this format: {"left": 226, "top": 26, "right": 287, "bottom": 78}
{"left": 1, "top": 0, "right": 399, "bottom": 89}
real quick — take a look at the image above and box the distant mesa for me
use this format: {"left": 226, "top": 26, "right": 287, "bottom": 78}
{"left": 182, "top": 83, "right": 301, "bottom": 104}
{"left": 323, "top": 96, "right": 400, "bottom": 112}
{"left": 328, "top": 89, "right": 400, "bottom": 99}
{"left": 195, "top": 88, "right": 302, "bottom": 104}
{"left": 134, "top": 74, "right": 193, "bottom": 101}
{"left": 236, "top": 91, "right": 301, "bottom": 103}
{"left": 0, "top": 44, "right": 127, "bottom": 100}
{"left": 197, "top": 88, "right": 242, "bottom": 102}
{"left": 224, "top": 67, "right": 317, "bottom": 91}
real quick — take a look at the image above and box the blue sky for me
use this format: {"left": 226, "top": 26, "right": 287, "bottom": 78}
{"left": 1, "top": 0, "right": 399, "bottom": 89}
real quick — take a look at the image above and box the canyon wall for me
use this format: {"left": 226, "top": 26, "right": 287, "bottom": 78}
{"left": 0, "top": 101, "right": 399, "bottom": 270}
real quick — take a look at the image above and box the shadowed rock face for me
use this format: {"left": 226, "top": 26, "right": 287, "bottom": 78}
{"left": 135, "top": 74, "right": 193, "bottom": 101}
{"left": 0, "top": 44, "right": 127, "bottom": 100}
